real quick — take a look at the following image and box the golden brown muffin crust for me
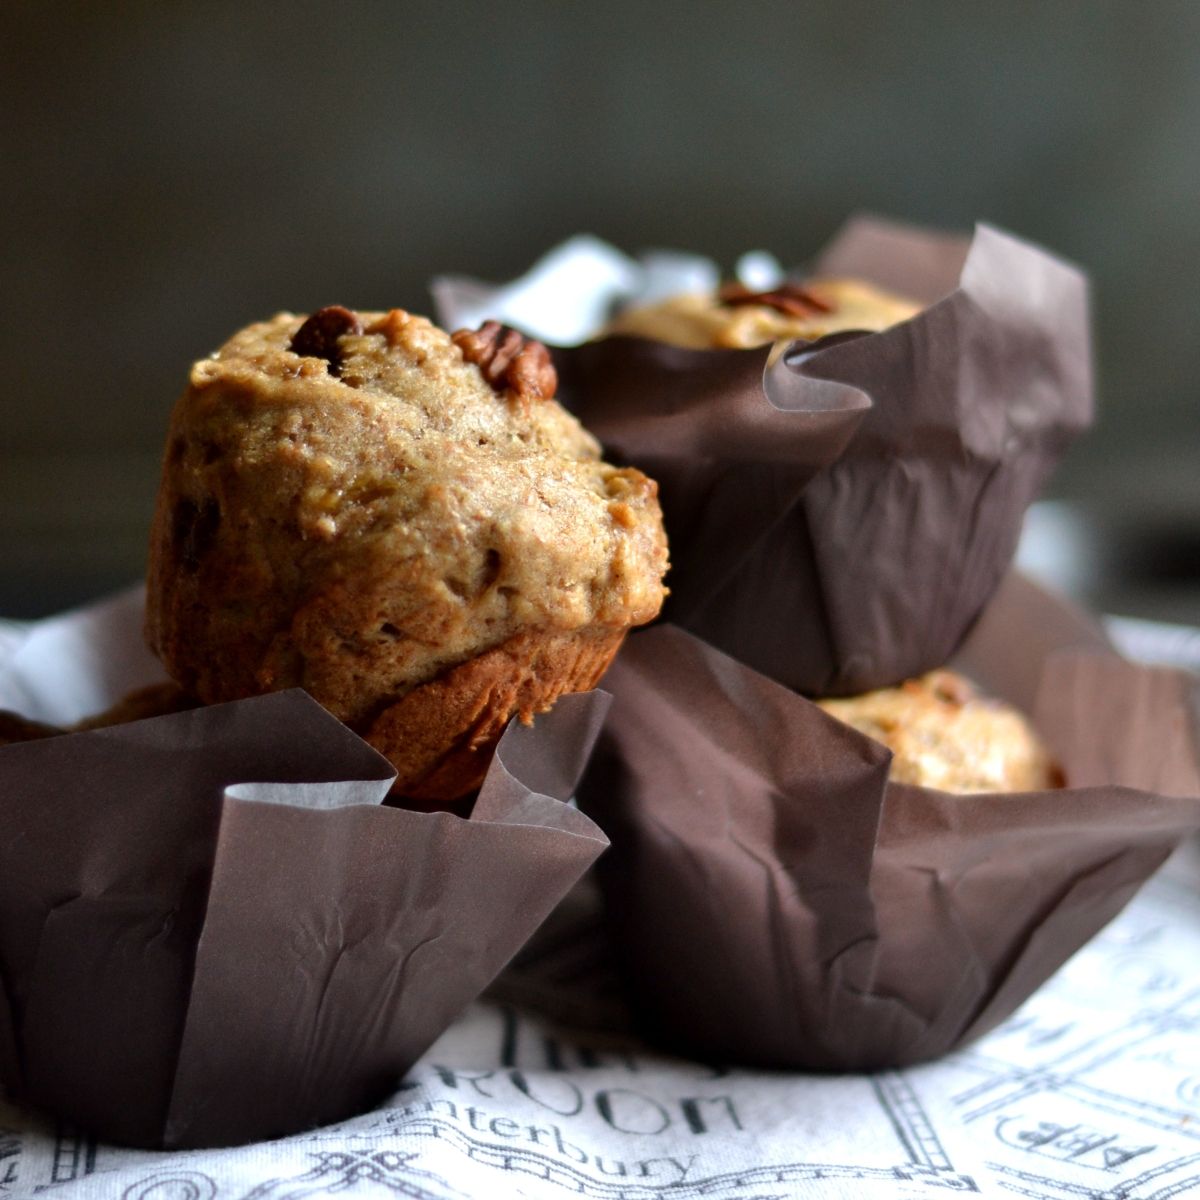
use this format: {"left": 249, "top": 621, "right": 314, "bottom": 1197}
{"left": 145, "top": 309, "right": 669, "bottom": 734}
{"left": 365, "top": 624, "right": 625, "bottom": 801}
{"left": 606, "top": 278, "right": 921, "bottom": 349}
{"left": 817, "top": 669, "right": 1060, "bottom": 793}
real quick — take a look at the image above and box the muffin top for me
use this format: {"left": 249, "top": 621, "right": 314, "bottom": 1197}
{"left": 606, "top": 278, "right": 921, "bottom": 349}
{"left": 817, "top": 669, "right": 1060, "bottom": 794}
{"left": 146, "top": 308, "right": 669, "bottom": 721}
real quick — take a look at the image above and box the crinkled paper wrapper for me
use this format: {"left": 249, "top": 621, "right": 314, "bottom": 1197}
{"left": 0, "top": 592, "right": 609, "bottom": 1149}
{"left": 435, "top": 216, "right": 1094, "bottom": 696}
{"left": 431, "top": 219, "right": 1177, "bottom": 1070}
{"left": 576, "top": 574, "right": 1200, "bottom": 1070}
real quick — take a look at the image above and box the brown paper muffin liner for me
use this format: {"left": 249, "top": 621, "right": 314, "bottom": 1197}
{"left": 577, "top": 574, "right": 1200, "bottom": 1071}
{"left": 0, "top": 688, "right": 609, "bottom": 1149}
{"left": 553, "top": 218, "right": 1093, "bottom": 696}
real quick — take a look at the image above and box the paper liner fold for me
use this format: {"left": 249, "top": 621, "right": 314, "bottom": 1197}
{"left": 0, "top": 688, "right": 609, "bottom": 1149}
{"left": 552, "top": 338, "right": 872, "bottom": 632}
{"left": 576, "top": 576, "right": 1200, "bottom": 1071}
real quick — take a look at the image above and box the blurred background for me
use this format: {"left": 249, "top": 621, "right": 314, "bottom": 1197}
{"left": 2, "top": 1, "right": 1197, "bottom": 622}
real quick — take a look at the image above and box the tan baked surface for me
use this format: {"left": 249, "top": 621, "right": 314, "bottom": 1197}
{"left": 606, "top": 278, "right": 921, "bottom": 349}
{"left": 817, "top": 669, "right": 1060, "bottom": 793}
{"left": 366, "top": 624, "right": 625, "bottom": 801}
{"left": 145, "top": 308, "right": 668, "bottom": 799}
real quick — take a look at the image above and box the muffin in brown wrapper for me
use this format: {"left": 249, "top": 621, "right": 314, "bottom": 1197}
{"left": 0, "top": 686, "right": 609, "bottom": 1149}
{"left": 145, "top": 308, "right": 667, "bottom": 802}
{"left": 604, "top": 277, "right": 922, "bottom": 348}
{"left": 539, "top": 218, "right": 1093, "bottom": 696}
{"left": 553, "top": 337, "right": 873, "bottom": 636}
{"left": 577, "top": 575, "right": 1200, "bottom": 1071}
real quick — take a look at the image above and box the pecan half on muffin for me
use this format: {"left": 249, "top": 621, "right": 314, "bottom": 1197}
{"left": 606, "top": 278, "right": 920, "bottom": 348}
{"left": 145, "top": 307, "right": 669, "bottom": 803}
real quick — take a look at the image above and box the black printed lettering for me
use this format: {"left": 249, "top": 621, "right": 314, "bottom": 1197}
{"left": 595, "top": 1088, "right": 672, "bottom": 1135}
{"left": 509, "top": 1071, "right": 584, "bottom": 1116}
{"left": 679, "top": 1095, "right": 743, "bottom": 1134}
{"left": 430, "top": 1066, "right": 496, "bottom": 1098}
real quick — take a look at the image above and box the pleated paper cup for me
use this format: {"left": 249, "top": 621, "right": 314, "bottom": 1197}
{"left": 0, "top": 608, "right": 609, "bottom": 1148}
{"left": 436, "top": 218, "right": 1094, "bottom": 696}
{"left": 577, "top": 576, "right": 1200, "bottom": 1070}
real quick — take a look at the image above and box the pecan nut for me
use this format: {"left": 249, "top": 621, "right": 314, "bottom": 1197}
{"left": 452, "top": 321, "right": 557, "bottom": 402}
{"left": 290, "top": 305, "right": 364, "bottom": 376}
{"left": 717, "top": 281, "right": 834, "bottom": 317}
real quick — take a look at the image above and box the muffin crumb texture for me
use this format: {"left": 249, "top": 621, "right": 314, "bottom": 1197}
{"left": 817, "top": 669, "right": 1060, "bottom": 793}
{"left": 606, "top": 277, "right": 921, "bottom": 349}
{"left": 145, "top": 309, "right": 668, "bottom": 794}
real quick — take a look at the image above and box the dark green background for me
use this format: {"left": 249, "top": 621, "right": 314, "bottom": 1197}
{"left": 2, "top": 2, "right": 1197, "bottom": 619}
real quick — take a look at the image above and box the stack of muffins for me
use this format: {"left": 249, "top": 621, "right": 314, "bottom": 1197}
{"left": 137, "top": 268, "right": 1058, "bottom": 803}
{"left": 3, "top": 217, "right": 1198, "bottom": 1109}
{"left": 429, "top": 219, "right": 1200, "bottom": 1071}
{"left": 603, "top": 271, "right": 1060, "bottom": 794}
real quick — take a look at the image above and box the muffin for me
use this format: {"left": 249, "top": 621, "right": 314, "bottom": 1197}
{"left": 816, "top": 668, "right": 1060, "bottom": 793}
{"left": 145, "top": 307, "right": 669, "bottom": 802}
{"left": 606, "top": 278, "right": 921, "bottom": 349}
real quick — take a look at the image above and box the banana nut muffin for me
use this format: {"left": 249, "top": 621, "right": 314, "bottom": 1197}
{"left": 606, "top": 279, "right": 920, "bottom": 349}
{"left": 817, "top": 669, "right": 1060, "bottom": 794}
{"left": 145, "top": 307, "right": 669, "bottom": 802}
